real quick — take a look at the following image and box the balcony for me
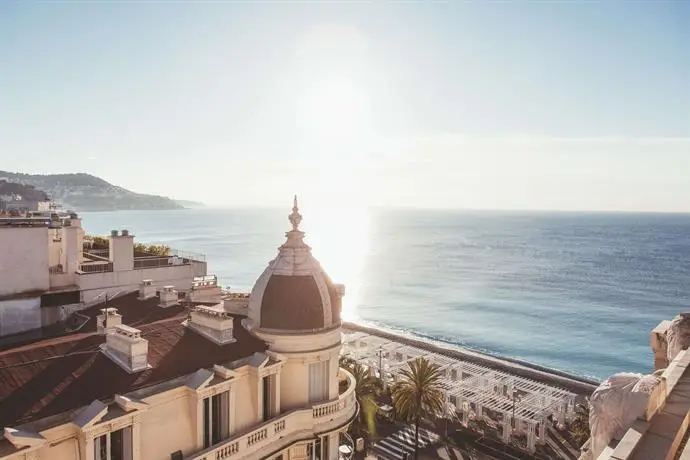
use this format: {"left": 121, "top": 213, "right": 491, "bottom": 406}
{"left": 188, "top": 369, "right": 358, "bottom": 460}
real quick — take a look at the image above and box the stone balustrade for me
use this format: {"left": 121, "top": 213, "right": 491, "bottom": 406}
{"left": 188, "top": 369, "right": 357, "bottom": 460}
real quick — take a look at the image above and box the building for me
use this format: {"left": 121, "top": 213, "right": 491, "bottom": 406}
{"left": 0, "top": 211, "right": 207, "bottom": 337}
{"left": 0, "top": 197, "right": 357, "bottom": 460}
{"left": 0, "top": 194, "right": 52, "bottom": 213}
{"left": 580, "top": 314, "right": 690, "bottom": 460}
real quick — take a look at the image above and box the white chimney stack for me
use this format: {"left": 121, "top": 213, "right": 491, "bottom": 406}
{"left": 184, "top": 304, "right": 236, "bottom": 345}
{"left": 188, "top": 276, "right": 222, "bottom": 303}
{"left": 159, "top": 285, "right": 178, "bottom": 308}
{"left": 101, "top": 324, "right": 150, "bottom": 373}
{"left": 96, "top": 308, "right": 122, "bottom": 335}
{"left": 138, "top": 279, "right": 156, "bottom": 300}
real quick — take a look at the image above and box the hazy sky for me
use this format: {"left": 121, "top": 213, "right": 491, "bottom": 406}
{"left": 1, "top": 2, "right": 688, "bottom": 211}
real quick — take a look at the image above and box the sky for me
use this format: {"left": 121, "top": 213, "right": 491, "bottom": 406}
{"left": 0, "top": 2, "right": 688, "bottom": 211}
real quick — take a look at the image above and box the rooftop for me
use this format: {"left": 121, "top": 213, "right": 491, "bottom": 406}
{"left": 0, "top": 292, "right": 266, "bottom": 429}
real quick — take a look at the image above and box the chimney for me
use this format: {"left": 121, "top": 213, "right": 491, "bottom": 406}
{"left": 96, "top": 308, "right": 122, "bottom": 335}
{"left": 109, "top": 229, "right": 134, "bottom": 271}
{"left": 159, "top": 286, "right": 178, "bottom": 308}
{"left": 138, "top": 279, "right": 156, "bottom": 300}
{"left": 184, "top": 304, "right": 236, "bottom": 345}
{"left": 188, "top": 276, "right": 222, "bottom": 303}
{"left": 101, "top": 324, "right": 150, "bottom": 373}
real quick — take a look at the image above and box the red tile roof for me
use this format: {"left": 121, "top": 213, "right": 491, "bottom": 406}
{"left": 0, "top": 293, "right": 266, "bottom": 428}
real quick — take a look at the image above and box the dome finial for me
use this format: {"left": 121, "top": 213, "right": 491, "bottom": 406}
{"left": 288, "top": 195, "right": 302, "bottom": 231}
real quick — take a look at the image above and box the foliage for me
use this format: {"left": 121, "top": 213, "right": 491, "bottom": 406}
{"left": 135, "top": 243, "right": 171, "bottom": 256}
{"left": 392, "top": 357, "right": 445, "bottom": 460}
{"left": 339, "top": 355, "right": 382, "bottom": 438}
{"left": 571, "top": 402, "right": 591, "bottom": 447}
{"left": 84, "top": 235, "right": 171, "bottom": 256}
{"left": 339, "top": 355, "right": 356, "bottom": 371}
{"left": 84, "top": 235, "right": 109, "bottom": 249}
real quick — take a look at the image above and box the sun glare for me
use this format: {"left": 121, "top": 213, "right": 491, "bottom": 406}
{"left": 304, "top": 205, "right": 371, "bottom": 322}
{"left": 298, "top": 77, "right": 370, "bottom": 140}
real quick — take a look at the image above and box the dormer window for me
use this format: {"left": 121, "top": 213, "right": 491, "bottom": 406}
{"left": 94, "top": 426, "right": 133, "bottom": 460}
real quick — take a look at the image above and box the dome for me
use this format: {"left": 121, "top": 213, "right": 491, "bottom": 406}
{"left": 247, "top": 197, "right": 345, "bottom": 332}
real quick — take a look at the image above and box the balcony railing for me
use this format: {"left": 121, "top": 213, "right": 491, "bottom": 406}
{"left": 79, "top": 262, "right": 114, "bottom": 274}
{"left": 133, "top": 256, "right": 192, "bottom": 269}
{"left": 188, "top": 369, "right": 357, "bottom": 460}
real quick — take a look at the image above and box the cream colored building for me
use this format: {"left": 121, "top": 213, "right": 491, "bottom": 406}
{"left": 0, "top": 198, "right": 357, "bottom": 460}
{"left": 0, "top": 212, "right": 206, "bottom": 336}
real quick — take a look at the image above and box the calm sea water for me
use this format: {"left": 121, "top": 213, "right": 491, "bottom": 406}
{"left": 80, "top": 208, "right": 690, "bottom": 381}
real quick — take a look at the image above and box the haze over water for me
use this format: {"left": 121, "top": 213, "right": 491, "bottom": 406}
{"left": 81, "top": 208, "right": 690, "bottom": 381}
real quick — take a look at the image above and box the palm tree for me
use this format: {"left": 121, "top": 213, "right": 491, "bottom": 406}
{"left": 392, "top": 357, "right": 445, "bottom": 460}
{"left": 339, "top": 355, "right": 381, "bottom": 437}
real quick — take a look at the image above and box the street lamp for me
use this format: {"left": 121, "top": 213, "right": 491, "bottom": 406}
{"left": 377, "top": 347, "right": 386, "bottom": 388}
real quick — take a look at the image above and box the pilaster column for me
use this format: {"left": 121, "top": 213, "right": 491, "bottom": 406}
{"left": 85, "top": 436, "right": 94, "bottom": 460}
{"left": 274, "top": 372, "right": 281, "bottom": 415}
{"left": 328, "top": 433, "right": 340, "bottom": 460}
{"left": 229, "top": 386, "right": 237, "bottom": 435}
{"left": 132, "top": 417, "right": 142, "bottom": 460}
{"left": 257, "top": 374, "right": 264, "bottom": 421}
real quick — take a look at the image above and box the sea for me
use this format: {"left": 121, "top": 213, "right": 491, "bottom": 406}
{"left": 80, "top": 208, "right": 690, "bottom": 382}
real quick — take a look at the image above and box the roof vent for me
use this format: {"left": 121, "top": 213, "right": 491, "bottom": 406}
{"left": 96, "top": 308, "right": 122, "bottom": 335}
{"left": 138, "top": 279, "right": 156, "bottom": 300}
{"left": 110, "top": 229, "right": 119, "bottom": 237}
{"left": 183, "top": 304, "right": 236, "bottom": 345}
{"left": 159, "top": 286, "right": 178, "bottom": 308}
{"left": 101, "top": 324, "right": 150, "bottom": 373}
{"left": 121, "top": 229, "right": 129, "bottom": 237}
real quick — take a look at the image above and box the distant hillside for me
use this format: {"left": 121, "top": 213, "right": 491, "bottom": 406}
{"left": 0, "top": 171, "right": 184, "bottom": 212}
{"left": 0, "top": 180, "right": 49, "bottom": 201}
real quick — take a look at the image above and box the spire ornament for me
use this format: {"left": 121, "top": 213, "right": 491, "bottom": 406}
{"left": 281, "top": 195, "right": 309, "bottom": 250}
{"left": 288, "top": 195, "right": 302, "bottom": 231}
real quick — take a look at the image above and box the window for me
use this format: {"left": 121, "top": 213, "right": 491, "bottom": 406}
{"left": 262, "top": 375, "right": 271, "bottom": 421}
{"left": 308, "top": 361, "right": 329, "bottom": 403}
{"left": 310, "top": 436, "right": 329, "bottom": 460}
{"left": 322, "top": 435, "right": 329, "bottom": 460}
{"left": 203, "top": 391, "right": 229, "bottom": 448}
{"left": 94, "top": 426, "right": 132, "bottom": 460}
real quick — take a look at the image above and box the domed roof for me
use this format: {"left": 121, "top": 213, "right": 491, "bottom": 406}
{"left": 247, "top": 197, "right": 345, "bottom": 332}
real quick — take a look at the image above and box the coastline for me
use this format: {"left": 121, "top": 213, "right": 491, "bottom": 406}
{"left": 343, "top": 321, "right": 599, "bottom": 396}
